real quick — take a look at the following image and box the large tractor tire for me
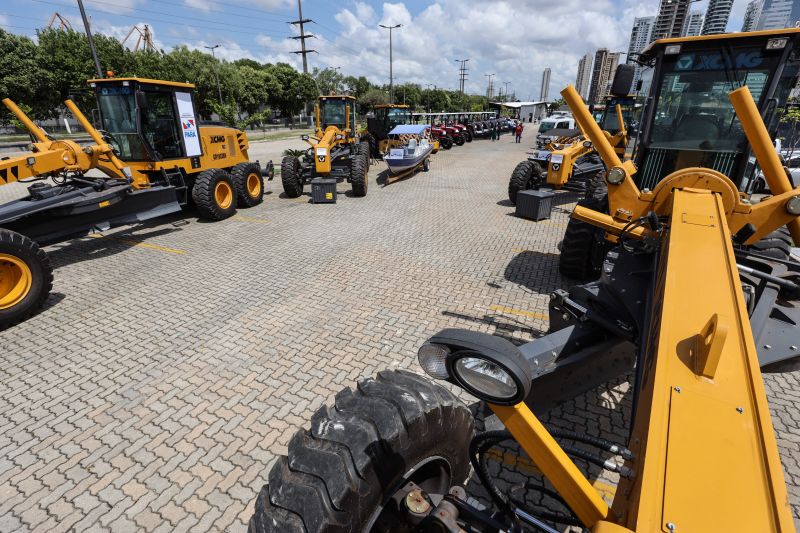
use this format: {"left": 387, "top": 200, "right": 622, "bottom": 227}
{"left": 192, "top": 168, "right": 238, "bottom": 220}
{"left": 508, "top": 160, "right": 544, "bottom": 205}
{"left": 453, "top": 134, "right": 465, "bottom": 147}
{"left": 247, "top": 370, "right": 474, "bottom": 533}
{"left": 0, "top": 230, "right": 53, "bottom": 330}
{"left": 559, "top": 177, "right": 610, "bottom": 281}
{"left": 440, "top": 136, "right": 454, "bottom": 150}
{"left": 360, "top": 134, "right": 378, "bottom": 160}
{"left": 350, "top": 153, "right": 369, "bottom": 197}
{"left": 748, "top": 227, "right": 794, "bottom": 260}
{"left": 358, "top": 141, "right": 372, "bottom": 166}
{"left": 231, "top": 162, "right": 264, "bottom": 208}
{"left": 281, "top": 155, "right": 304, "bottom": 198}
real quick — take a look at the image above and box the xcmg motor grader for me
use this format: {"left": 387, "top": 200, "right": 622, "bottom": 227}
{"left": 280, "top": 95, "right": 370, "bottom": 198}
{"left": 508, "top": 66, "right": 635, "bottom": 205}
{"left": 0, "top": 77, "right": 269, "bottom": 329}
{"left": 248, "top": 29, "right": 800, "bottom": 533}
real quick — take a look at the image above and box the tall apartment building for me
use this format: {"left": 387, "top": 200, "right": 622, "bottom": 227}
{"left": 683, "top": 11, "right": 704, "bottom": 36}
{"left": 652, "top": 0, "right": 692, "bottom": 40}
{"left": 742, "top": 0, "right": 764, "bottom": 31}
{"left": 627, "top": 16, "right": 654, "bottom": 94}
{"left": 756, "top": 0, "right": 800, "bottom": 30}
{"left": 702, "top": 0, "right": 734, "bottom": 34}
{"left": 588, "top": 49, "right": 620, "bottom": 103}
{"left": 576, "top": 53, "right": 593, "bottom": 101}
{"left": 540, "top": 68, "right": 551, "bottom": 101}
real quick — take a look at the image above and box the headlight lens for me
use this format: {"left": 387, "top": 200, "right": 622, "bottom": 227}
{"left": 418, "top": 343, "right": 450, "bottom": 380}
{"left": 453, "top": 356, "right": 519, "bottom": 401}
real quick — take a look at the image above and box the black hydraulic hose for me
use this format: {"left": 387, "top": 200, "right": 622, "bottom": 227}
{"left": 548, "top": 429, "right": 634, "bottom": 461}
{"left": 559, "top": 444, "right": 633, "bottom": 478}
{"left": 737, "top": 263, "right": 800, "bottom": 292}
{"left": 469, "top": 431, "right": 514, "bottom": 513}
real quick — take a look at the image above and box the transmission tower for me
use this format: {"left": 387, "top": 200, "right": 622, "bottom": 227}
{"left": 123, "top": 24, "right": 156, "bottom": 52}
{"left": 47, "top": 12, "right": 73, "bottom": 30}
{"left": 455, "top": 59, "right": 469, "bottom": 96}
{"left": 290, "top": 0, "right": 316, "bottom": 73}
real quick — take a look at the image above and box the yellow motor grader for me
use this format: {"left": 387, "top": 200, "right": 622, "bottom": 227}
{"left": 0, "top": 77, "right": 271, "bottom": 329}
{"left": 280, "top": 95, "right": 369, "bottom": 198}
{"left": 508, "top": 67, "right": 634, "bottom": 205}
{"left": 248, "top": 29, "right": 800, "bottom": 533}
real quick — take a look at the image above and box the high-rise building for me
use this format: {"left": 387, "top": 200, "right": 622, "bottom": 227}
{"left": 540, "top": 68, "right": 551, "bottom": 101}
{"left": 576, "top": 53, "right": 593, "bottom": 101}
{"left": 742, "top": 0, "right": 764, "bottom": 31}
{"left": 702, "top": 0, "right": 734, "bottom": 34}
{"left": 683, "top": 11, "right": 704, "bottom": 36}
{"left": 588, "top": 49, "right": 621, "bottom": 103}
{"left": 756, "top": 0, "right": 800, "bottom": 30}
{"left": 627, "top": 17, "right": 654, "bottom": 94}
{"left": 652, "top": 0, "right": 692, "bottom": 40}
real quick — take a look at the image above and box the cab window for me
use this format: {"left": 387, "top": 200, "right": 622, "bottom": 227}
{"left": 141, "top": 91, "right": 182, "bottom": 159}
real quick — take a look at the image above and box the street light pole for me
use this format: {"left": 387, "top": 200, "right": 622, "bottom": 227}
{"left": 379, "top": 24, "right": 402, "bottom": 104}
{"left": 204, "top": 44, "right": 223, "bottom": 103}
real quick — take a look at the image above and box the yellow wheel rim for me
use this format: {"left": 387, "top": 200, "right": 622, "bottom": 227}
{"left": 214, "top": 181, "right": 233, "bottom": 209}
{"left": 246, "top": 172, "right": 262, "bottom": 198}
{"left": 0, "top": 253, "right": 33, "bottom": 310}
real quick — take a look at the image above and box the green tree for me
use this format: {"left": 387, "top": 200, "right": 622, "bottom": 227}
{"left": 0, "top": 29, "right": 51, "bottom": 123}
{"left": 312, "top": 67, "right": 344, "bottom": 95}
{"left": 342, "top": 75, "right": 371, "bottom": 99}
{"left": 779, "top": 98, "right": 800, "bottom": 157}
{"left": 358, "top": 88, "right": 389, "bottom": 109}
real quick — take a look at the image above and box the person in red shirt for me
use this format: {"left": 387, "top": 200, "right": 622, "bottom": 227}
{"left": 515, "top": 122, "right": 523, "bottom": 143}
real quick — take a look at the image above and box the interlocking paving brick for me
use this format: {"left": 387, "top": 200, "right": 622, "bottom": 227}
{"left": 1, "top": 134, "right": 798, "bottom": 532}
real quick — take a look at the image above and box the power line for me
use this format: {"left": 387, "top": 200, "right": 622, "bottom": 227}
{"left": 29, "top": 0, "right": 293, "bottom": 38}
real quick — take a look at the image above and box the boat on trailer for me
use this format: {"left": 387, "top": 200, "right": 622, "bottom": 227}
{"left": 384, "top": 124, "right": 435, "bottom": 179}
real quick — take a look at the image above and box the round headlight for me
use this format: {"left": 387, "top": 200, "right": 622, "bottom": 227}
{"left": 418, "top": 342, "right": 450, "bottom": 380}
{"left": 452, "top": 355, "right": 519, "bottom": 402}
{"left": 786, "top": 195, "right": 800, "bottom": 216}
{"left": 606, "top": 166, "right": 626, "bottom": 185}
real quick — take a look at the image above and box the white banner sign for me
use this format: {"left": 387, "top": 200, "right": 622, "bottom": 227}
{"left": 176, "top": 92, "right": 202, "bottom": 157}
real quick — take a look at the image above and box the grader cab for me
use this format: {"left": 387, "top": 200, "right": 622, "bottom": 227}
{"left": 0, "top": 77, "right": 269, "bottom": 329}
{"left": 361, "top": 104, "right": 414, "bottom": 159}
{"left": 248, "top": 29, "right": 800, "bottom": 533}
{"left": 280, "top": 95, "right": 370, "bottom": 198}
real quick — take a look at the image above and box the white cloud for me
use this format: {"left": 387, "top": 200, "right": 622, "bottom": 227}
{"left": 298, "top": 0, "right": 662, "bottom": 101}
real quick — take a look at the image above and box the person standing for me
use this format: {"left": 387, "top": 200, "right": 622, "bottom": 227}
{"left": 515, "top": 122, "right": 523, "bottom": 143}
{"left": 491, "top": 123, "right": 497, "bottom": 142}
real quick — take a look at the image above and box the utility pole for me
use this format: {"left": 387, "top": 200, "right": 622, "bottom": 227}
{"left": 290, "top": 0, "right": 316, "bottom": 73}
{"left": 204, "top": 44, "right": 223, "bottom": 103}
{"left": 379, "top": 24, "right": 402, "bottom": 104}
{"left": 484, "top": 73, "right": 495, "bottom": 100}
{"left": 503, "top": 81, "right": 511, "bottom": 98}
{"left": 76, "top": 0, "right": 103, "bottom": 78}
{"left": 454, "top": 59, "right": 469, "bottom": 96}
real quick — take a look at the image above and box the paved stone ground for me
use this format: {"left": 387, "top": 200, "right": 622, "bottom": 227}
{"left": 1, "top": 130, "right": 798, "bottom": 532}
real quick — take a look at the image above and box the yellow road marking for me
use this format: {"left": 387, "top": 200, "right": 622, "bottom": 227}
{"left": 489, "top": 304, "right": 548, "bottom": 320}
{"left": 233, "top": 215, "right": 270, "bottom": 223}
{"left": 485, "top": 449, "right": 618, "bottom": 500}
{"left": 88, "top": 234, "right": 186, "bottom": 255}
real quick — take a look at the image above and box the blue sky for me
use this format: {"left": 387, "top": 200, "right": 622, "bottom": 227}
{"left": 1, "top": 0, "right": 749, "bottom": 101}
